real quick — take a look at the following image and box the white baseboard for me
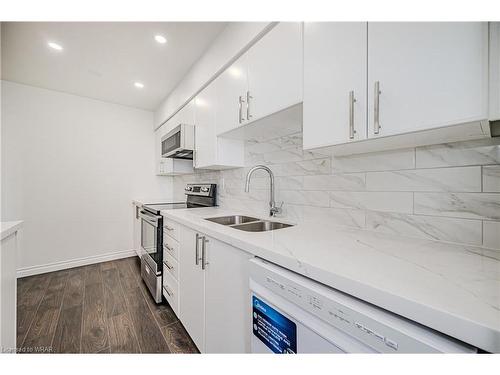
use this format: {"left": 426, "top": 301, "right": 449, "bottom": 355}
{"left": 17, "top": 249, "right": 138, "bottom": 278}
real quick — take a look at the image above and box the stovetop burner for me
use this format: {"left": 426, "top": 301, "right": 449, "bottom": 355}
{"left": 143, "top": 202, "right": 187, "bottom": 214}
{"left": 142, "top": 183, "right": 217, "bottom": 215}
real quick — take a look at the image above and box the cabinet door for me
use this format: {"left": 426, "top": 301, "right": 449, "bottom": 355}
{"left": 178, "top": 225, "right": 205, "bottom": 351}
{"left": 489, "top": 22, "right": 500, "bottom": 121}
{"left": 194, "top": 83, "right": 218, "bottom": 168}
{"left": 303, "top": 22, "right": 367, "bottom": 149}
{"left": 154, "top": 128, "right": 162, "bottom": 175}
{"left": 204, "top": 237, "right": 252, "bottom": 353}
{"left": 246, "top": 22, "right": 303, "bottom": 123}
{"left": 216, "top": 55, "right": 248, "bottom": 135}
{"left": 178, "top": 99, "right": 196, "bottom": 125}
{"left": 367, "top": 22, "right": 488, "bottom": 138}
{"left": 195, "top": 80, "right": 245, "bottom": 169}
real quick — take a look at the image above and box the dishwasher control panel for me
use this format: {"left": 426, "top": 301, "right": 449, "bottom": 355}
{"left": 250, "top": 259, "right": 475, "bottom": 353}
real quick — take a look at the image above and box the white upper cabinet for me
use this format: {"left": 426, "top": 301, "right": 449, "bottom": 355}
{"left": 194, "top": 81, "right": 244, "bottom": 170}
{"left": 245, "top": 22, "right": 303, "bottom": 123}
{"left": 489, "top": 22, "right": 500, "bottom": 121}
{"left": 216, "top": 55, "right": 249, "bottom": 135}
{"left": 194, "top": 83, "right": 217, "bottom": 168}
{"left": 303, "top": 22, "right": 489, "bottom": 153}
{"left": 177, "top": 99, "right": 196, "bottom": 125}
{"left": 303, "top": 22, "right": 368, "bottom": 149}
{"left": 216, "top": 22, "right": 303, "bottom": 136}
{"left": 367, "top": 22, "right": 488, "bottom": 138}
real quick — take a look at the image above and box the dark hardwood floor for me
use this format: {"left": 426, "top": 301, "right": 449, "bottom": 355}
{"left": 16, "top": 257, "right": 198, "bottom": 354}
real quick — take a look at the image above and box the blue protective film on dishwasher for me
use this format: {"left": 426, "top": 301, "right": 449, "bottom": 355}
{"left": 252, "top": 295, "right": 297, "bottom": 354}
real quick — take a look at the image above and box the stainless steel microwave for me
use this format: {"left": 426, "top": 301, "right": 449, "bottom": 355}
{"left": 161, "top": 124, "right": 195, "bottom": 159}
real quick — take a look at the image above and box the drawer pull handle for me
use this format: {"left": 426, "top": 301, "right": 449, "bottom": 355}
{"left": 165, "top": 226, "right": 174, "bottom": 231}
{"left": 164, "top": 287, "right": 173, "bottom": 297}
{"left": 164, "top": 261, "right": 173, "bottom": 270}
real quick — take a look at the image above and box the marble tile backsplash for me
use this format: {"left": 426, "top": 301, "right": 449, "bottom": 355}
{"left": 173, "top": 132, "right": 500, "bottom": 250}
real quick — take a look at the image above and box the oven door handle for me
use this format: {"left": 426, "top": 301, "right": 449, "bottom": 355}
{"left": 139, "top": 211, "right": 160, "bottom": 226}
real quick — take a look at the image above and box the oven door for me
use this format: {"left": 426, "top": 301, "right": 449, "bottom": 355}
{"left": 139, "top": 210, "right": 162, "bottom": 275}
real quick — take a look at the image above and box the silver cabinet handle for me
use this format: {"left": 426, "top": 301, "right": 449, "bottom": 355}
{"left": 163, "top": 243, "right": 172, "bottom": 251}
{"left": 164, "top": 225, "right": 173, "bottom": 231}
{"left": 349, "top": 90, "right": 356, "bottom": 140}
{"left": 238, "top": 95, "right": 246, "bottom": 124}
{"left": 374, "top": 81, "right": 381, "bottom": 135}
{"left": 201, "top": 236, "right": 209, "bottom": 270}
{"left": 164, "top": 286, "right": 173, "bottom": 297}
{"left": 164, "top": 261, "right": 173, "bottom": 270}
{"left": 195, "top": 233, "right": 200, "bottom": 265}
{"left": 246, "top": 91, "right": 253, "bottom": 120}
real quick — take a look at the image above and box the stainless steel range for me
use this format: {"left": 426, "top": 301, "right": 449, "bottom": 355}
{"left": 139, "top": 183, "right": 217, "bottom": 303}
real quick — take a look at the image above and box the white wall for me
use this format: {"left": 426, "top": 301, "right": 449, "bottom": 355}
{"left": 1, "top": 81, "right": 172, "bottom": 274}
{"left": 154, "top": 22, "right": 274, "bottom": 129}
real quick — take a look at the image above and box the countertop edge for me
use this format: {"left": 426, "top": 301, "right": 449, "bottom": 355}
{"left": 160, "top": 208, "right": 499, "bottom": 353}
{"left": 1, "top": 221, "right": 24, "bottom": 241}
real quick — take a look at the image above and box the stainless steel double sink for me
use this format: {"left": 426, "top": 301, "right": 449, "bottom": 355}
{"left": 205, "top": 215, "right": 293, "bottom": 232}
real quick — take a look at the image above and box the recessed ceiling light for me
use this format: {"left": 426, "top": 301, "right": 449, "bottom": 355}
{"left": 48, "top": 42, "right": 63, "bottom": 51}
{"left": 134, "top": 82, "right": 145, "bottom": 89}
{"left": 154, "top": 35, "right": 167, "bottom": 44}
{"left": 228, "top": 67, "right": 242, "bottom": 78}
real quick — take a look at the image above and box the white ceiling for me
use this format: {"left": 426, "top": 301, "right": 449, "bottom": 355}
{"left": 1, "top": 22, "right": 227, "bottom": 110}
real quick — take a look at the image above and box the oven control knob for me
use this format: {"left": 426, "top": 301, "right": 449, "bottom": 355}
{"left": 185, "top": 186, "right": 192, "bottom": 191}
{"left": 201, "top": 187, "right": 209, "bottom": 192}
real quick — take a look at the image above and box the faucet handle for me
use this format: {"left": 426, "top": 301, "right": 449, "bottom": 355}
{"left": 271, "top": 201, "right": 284, "bottom": 217}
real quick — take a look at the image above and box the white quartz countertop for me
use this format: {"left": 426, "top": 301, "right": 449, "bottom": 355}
{"left": 132, "top": 198, "right": 177, "bottom": 207}
{"left": 160, "top": 206, "right": 500, "bottom": 353}
{"left": 1, "top": 221, "right": 23, "bottom": 241}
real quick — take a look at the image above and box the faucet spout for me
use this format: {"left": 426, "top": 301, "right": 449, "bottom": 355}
{"left": 245, "top": 165, "right": 282, "bottom": 217}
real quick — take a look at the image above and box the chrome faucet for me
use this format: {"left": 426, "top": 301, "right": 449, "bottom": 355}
{"left": 245, "top": 165, "right": 283, "bottom": 217}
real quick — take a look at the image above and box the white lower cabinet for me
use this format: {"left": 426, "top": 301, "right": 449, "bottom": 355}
{"left": 163, "top": 230, "right": 181, "bottom": 316}
{"left": 178, "top": 224, "right": 252, "bottom": 353}
{"left": 178, "top": 226, "right": 205, "bottom": 348}
{"left": 163, "top": 264, "right": 180, "bottom": 316}
{"left": 203, "top": 234, "right": 252, "bottom": 353}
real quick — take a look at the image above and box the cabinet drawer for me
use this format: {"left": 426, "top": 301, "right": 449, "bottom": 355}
{"left": 163, "top": 234, "right": 179, "bottom": 261}
{"left": 163, "top": 251, "right": 179, "bottom": 281}
{"left": 163, "top": 218, "right": 180, "bottom": 241}
{"left": 162, "top": 267, "right": 179, "bottom": 315}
